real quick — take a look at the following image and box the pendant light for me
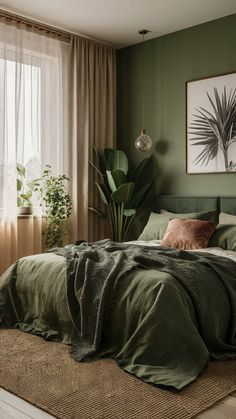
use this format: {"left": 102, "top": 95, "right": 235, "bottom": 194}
{"left": 135, "top": 29, "right": 152, "bottom": 152}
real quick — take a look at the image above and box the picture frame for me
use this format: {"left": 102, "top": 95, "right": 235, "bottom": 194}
{"left": 186, "top": 71, "right": 236, "bottom": 174}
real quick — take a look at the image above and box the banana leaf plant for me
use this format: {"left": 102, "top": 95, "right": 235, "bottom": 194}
{"left": 89, "top": 147, "right": 153, "bottom": 242}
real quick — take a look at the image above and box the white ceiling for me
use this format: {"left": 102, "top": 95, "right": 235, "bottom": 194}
{"left": 1, "top": 0, "right": 236, "bottom": 48}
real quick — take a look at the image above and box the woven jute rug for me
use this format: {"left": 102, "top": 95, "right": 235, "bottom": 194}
{"left": 0, "top": 330, "right": 236, "bottom": 419}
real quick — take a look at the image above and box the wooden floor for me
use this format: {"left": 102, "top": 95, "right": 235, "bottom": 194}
{"left": 1, "top": 388, "right": 236, "bottom": 419}
{"left": 0, "top": 389, "right": 54, "bottom": 419}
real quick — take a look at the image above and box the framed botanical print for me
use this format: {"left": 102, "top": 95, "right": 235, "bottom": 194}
{"left": 186, "top": 71, "right": 236, "bottom": 174}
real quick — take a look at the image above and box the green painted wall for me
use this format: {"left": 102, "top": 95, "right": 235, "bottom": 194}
{"left": 117, "top": 14, "right": 236, "bottom": 196}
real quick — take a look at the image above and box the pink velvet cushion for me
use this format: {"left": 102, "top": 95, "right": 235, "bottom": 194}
{"left": 161, "top": 218, "right": 216, "bottom": 250}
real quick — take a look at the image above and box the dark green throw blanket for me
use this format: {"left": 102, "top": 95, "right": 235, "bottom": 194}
{"left": 1, "top": 241, "right": 236, "bottom": 389}
{"left": 57, "top": 241, "right": 236, "bottom": 363}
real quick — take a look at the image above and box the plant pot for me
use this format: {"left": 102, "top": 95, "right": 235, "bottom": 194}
{"left": 17, "top": 206, "right": 33, "bottom": 215}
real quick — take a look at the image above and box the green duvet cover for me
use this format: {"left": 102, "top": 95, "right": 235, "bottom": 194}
{"left": 0, "top": 242, "right": 236, "bottom": 390}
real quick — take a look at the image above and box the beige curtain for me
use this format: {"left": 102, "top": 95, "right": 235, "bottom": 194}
{"left": 68, "top": 37, "right": 116, "bottom": 243}
{"left": 0, "top": 14, "right": 116, "bottom": 274}
{"left": 0, "top": 216, "right": 42, "bottom": 274}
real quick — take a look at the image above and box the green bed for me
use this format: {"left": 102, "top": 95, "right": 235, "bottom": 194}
{"left": 0, "top": 196, "right": 236, "bottom": 390}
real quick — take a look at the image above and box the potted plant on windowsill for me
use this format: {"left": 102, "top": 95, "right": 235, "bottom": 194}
{"left": 38, "top": 165, "right": 72, "bottom": 250}
{"left": 16, "top": 163, "right": 40, "bottom": 216}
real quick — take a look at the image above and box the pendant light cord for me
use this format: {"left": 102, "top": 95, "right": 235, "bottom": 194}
{"left": 141, "top": 32, "right": 145, "bottom": 129}
{"left": 139, "top": 29, "right": 149, "bottom": 130}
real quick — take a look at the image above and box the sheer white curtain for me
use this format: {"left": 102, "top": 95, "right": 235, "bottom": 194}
{"left": 0, "top": 15, "right": 116, "bottom": 274}
{"left": 0, "top": 20, "right": 69, "bottom": 274}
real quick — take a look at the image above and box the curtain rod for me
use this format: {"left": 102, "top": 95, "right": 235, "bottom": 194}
{"left": 0, "top": 9, "right": 115, "bottom": 48}
{"left": 0, "top": 9, "right": 72, "bottom": 43}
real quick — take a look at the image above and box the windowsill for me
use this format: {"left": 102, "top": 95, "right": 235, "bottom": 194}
{"left": 17, "top": 214, "right": 44, "bottom": 219}
{"left": 0, "top": 213, "right": 46, "bottom": 220}
{"left": 17, "top": 211, "right": 47, "bottom": 219}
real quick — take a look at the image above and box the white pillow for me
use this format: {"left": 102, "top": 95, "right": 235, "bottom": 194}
{"left": 219, "top": 212, "right": 236, "bottom": 225}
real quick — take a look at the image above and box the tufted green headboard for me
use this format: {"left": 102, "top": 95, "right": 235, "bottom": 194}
{"left": 220, "top": 197, "right": 236, "bottom": 215}
{"left": 156, "top": 195, "right": 236, "bottom": 219}
{"left": 157, "top": 196, "right": 218, "bottom": 214}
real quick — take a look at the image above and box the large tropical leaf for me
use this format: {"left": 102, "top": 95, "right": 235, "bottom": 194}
{"left": 106, "top": 170, "right": 126, "bottom": 192}
{"left": 129, "top": 157, "right": 152, "bottom": 183}
{"left": 131, "top": 183, "right": 152, "bottom": 208}
{"left": 106, "top": 170, "right": 117, "bottom": 192}
{"left": 104, "top": 148, "right": 114, "bottom": 164}
{"left": 95, "top": 182, "right": 110, "bottom": 205}
{"left": 89, "top": 206, "right": 107, "bottom": 219}
{"left": 93, "top": 146, "right": 107, "bottom": 174}
{"left": 89, "top": 160, "right": 103, "bottom": 178}
{"left": 108, "top": 150, "right": 129, "bottom": 174}
{"left": 112, "top": 182, "right": 135, "bottom": 204}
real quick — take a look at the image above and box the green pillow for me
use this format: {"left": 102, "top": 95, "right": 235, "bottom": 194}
{"left": 138, "top": 210, "right": 217, "bottom": 241}
{"left": 219, "top": 212, "right": 236, "bottom": 225}
{"left": 208, "top": 224, "right": 236, "bottom": 251}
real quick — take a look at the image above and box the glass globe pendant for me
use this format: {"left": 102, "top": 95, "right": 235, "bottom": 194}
{"left": 135, "top": 29, "right": 153, "bottom": 152}
{"left": 135, "top": 128, "right": 152, "bottom": 152}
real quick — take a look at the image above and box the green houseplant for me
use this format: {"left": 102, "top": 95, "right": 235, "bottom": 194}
{"left": 16, "top": 163, "right": 40, "bottom": 215}
{"left": 89, "top": 147, "right": 153, "bottom": 241}
{"left": 39, "top": 165, "right": 72, "bottom": 249}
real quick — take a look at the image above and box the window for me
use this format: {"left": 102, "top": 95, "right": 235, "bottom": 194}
{"left": 0, "top": 23, "right": 65, "bottom": 214}
{"left": 0, "top": 58, "right": 41, "bottom": 160}
{"left": 0, "top": 57, "right": 42, "bottom": 208}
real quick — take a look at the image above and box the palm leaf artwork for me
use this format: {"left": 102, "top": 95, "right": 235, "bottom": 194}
{"left": 189, "top": 87, "right": 236, "bottom": 171}
{"left": 89, "top": 147, "right": 153, "bottom": 241}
